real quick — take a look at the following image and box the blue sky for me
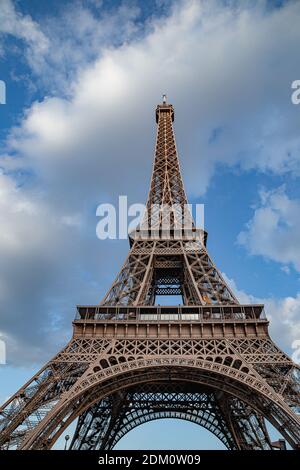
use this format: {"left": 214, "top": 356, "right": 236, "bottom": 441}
{"left": 0, "top": 0, "right": 300, "bottom": 449}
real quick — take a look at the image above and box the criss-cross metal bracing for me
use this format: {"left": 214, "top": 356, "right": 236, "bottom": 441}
{"left": 100, "top": 239, "right": 238, "bottom": 306}
{"left": 0, "top": 100, "right": 300, "bottom": 450}
{"left": 69, "top": 383, "right": 274, "bottom": 450}
{"left": 101, "top": 103, "right": 237, "bottom": 307}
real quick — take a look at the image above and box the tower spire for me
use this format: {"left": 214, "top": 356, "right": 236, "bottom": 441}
{"left": 142, "top": 99, "right": 193, "bottom": 234}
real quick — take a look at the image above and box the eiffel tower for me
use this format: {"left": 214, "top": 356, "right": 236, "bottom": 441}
{"left": 1, "top": 97, "right": 300, "bottom": 451}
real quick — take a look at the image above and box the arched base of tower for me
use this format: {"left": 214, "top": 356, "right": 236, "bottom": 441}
{"left": 11, "top": 358, "right": 299, "bottom": 450}
{"left": 69, "top": 381, "right": 272, "bottom": 450}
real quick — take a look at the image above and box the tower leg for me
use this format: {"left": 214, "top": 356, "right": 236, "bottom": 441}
{"left": 216, "top": 394, "right": 272, "bottom": 449}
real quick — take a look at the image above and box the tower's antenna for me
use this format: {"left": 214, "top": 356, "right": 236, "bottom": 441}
{"left": 162, "top": 94, "right": 167, "bottom": 104}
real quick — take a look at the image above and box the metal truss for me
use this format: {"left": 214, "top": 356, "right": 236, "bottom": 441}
{"left": 1, "top": 332, "right": 300, "bottom": 449}
{"left": 70, "top": 383, "right": 274, "bottom": 450}
{"left": 101, "top": 240, "right": 238, "bottom": 306}
{"left": 0, "top": 99, "right": 300, "bottom": 451}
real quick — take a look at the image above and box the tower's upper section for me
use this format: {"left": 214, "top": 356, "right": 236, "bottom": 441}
{"left": 129, "top": 97, "right": 206, "bottom": 245}
{"left": 155, "top": 97, "right": 174, "bottom": 123}
{"left": 142, "top": 97, "right": 193, "bottom": 232}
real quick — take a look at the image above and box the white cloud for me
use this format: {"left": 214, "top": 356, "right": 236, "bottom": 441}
{"left": 0, "top": 0, "right": 47, "bottom": 43}
{"left": 0, "top": 0, "right": 142, "bottom": 93}
{"left": 0, "top": 0, "right": 49, "bottom": 60}
{"left": 224, "top": 274, "right": 300, "bottom": 356}
{"left": 3, "top": 0, "right": 300, "bottom": 196}
{"left": 0, "top": 169, "right": 127, "bottom": 365}
{"left": 281, "top": 265, "right": 290, "bottom": 275}
{"left": 238, "top": 186, "right": 300, "bottom": 272}
{"left": 1, "top": 0, "right": 300, "bottom": 364}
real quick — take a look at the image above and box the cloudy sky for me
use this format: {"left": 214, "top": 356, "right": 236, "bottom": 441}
{"left": 0, "top": 0, "right": 300, "bottom": 449}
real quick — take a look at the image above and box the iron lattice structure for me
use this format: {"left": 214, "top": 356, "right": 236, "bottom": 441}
{"left": 0, "top": 100, "right": 300, "bottom": 450}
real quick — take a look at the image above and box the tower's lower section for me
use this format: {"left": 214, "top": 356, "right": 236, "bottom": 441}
{"left": 70, "top": 382, "right": 272, "bottom": 450}
{"left": 0, "top": 306, "right": 300, "bottom": 450}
